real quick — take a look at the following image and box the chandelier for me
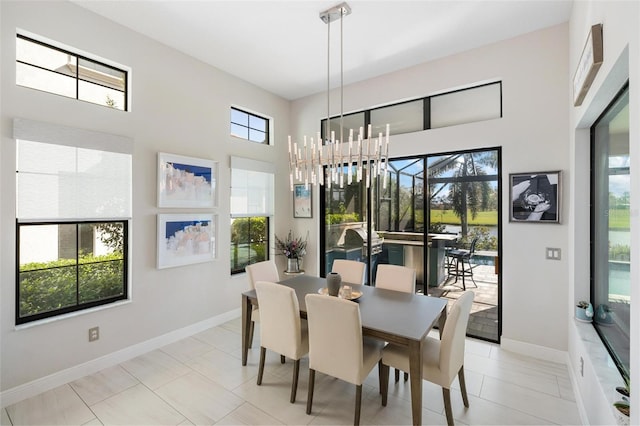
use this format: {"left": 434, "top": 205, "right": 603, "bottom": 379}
{"left": 287, "top": 2, "right": 389, "bottom": 191}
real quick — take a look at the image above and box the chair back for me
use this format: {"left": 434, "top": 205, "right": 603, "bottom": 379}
{"left": 375, "top": 264, "right": 416, "bottom": 293}
{"left": 246, "top": 260, "right": 279, "bottom": 290}
{"left": 468, "top": 237, "right": 479, "bottom": 255}
{"left": 255, "top": 281, "right": 306, "bottom": 359}
{"left": 439, "top": 291, "right": 474, "bottom": 382}
{"left": 305, "top": 294, "right": 364, "bottom": 384}
{"left": 331, "top": 259, "right": 366, "bottom": 285}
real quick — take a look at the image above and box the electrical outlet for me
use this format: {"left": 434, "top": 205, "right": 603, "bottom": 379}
{"left": 89, "top": 326, "right": 100, "bottom": 342}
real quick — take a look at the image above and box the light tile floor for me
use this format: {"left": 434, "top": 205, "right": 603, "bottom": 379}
{"left": 2, "top": 317, "right": 581, "bottom": 425}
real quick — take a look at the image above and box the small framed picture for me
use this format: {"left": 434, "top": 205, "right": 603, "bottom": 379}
{"left": 158, "top": 152, "right": 217, "bottom": 208}
{"left": 157, "top": 213, "right": 217, "bottom": 269}
{"left": 509, "top": 171, "right": 561, "bottom": 223}
{"left": 293, "top": 184, "right": 312, "bottom": 218}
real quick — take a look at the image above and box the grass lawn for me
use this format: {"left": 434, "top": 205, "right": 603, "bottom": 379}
{"left": 429, "top": 208, "right": 629, "bottom": 229}
{"left": 430, "top": 210, "right": 497, "bottom": 226}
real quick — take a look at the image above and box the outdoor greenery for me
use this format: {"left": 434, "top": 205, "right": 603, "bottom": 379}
{"left": 230, "top": 217, "right": 268, "bottom": 272}
{"left": 19, "top": 252, "right": 124, "bottom": 318}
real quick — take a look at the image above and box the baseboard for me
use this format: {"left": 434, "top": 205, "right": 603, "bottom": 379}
{"left": 500, "top": 337, "right": 568, "bottom": 364}
{"left": 0, "top": 308, "right": 241, "bottom": 408}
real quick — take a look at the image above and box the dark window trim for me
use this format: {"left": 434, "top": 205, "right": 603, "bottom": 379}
{"left": 321, "top": 81, "right": 502, "bottom": 140}
{"left": 230, "top": 107, "right": 270, "bottom": 145}
{"left": 16, "top": 220, "right": 129, "bottom": 325}
{"left": 230, "top": 216, "right": 270, "bottom": 275}
{"left": 16, "top": 34, "right": 128, "bottom": 110}
{"left": 589, "top": 80, "right": 630, "bottom": 382}
{"left": 319, "top": 146, "right": 502, "bottom": 344}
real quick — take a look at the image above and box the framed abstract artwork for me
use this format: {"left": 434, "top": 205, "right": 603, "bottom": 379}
{"left": 157, "top": 213, "right": 217, "bottom": 269}
{"left": 158, "top": 152, "right": 217, "bottom": 208}
{"left": 293, "top": 184, "right": 312, "bottom": 218}
{"left": 509, "top": 171, "right": 561, "bottom": 223}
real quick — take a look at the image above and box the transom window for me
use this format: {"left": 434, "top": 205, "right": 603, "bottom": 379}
{"left": 230, "top": 107, "right": 269, "bottom": 144}
{"left": 16, "top": 34, "right": 128, "bottom": 111}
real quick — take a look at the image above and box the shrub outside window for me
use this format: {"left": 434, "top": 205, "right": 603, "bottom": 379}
{"left": 16, "top": 34, "right": 128, "bottom": 111}
{"left": 230, "top": 217, "right": 268, "bottom": 274}
{"left": 18, "top": 222, "right": 127, "bottom": 323}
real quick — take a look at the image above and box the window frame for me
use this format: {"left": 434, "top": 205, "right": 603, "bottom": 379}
{"left": 321, "top": 81, "right": 502, "bottom": 140}
{"left": 589, "top": 81, "right": 630, "bottom": 382}
{"left": 16, "top": 33, "right": 129, "bottom": 111}
{"left": 230, "top": 107, "right": 270, "bottom": 144}
{"left": 230, "top": 217, "right": 270, "bottom": 275}
{"left": 16, "top": 220, "right": 129, "bottom": 325}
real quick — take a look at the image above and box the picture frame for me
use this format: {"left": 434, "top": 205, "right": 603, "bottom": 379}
{"left": 573, "top": 23, "right": 603, "bottom": 107}
{"left": 293, "top": 184, "right": 312, "bottom": 218}
{"left": 157, "top": 213, "right": 217, "bottom": 269}
{"left": 509, "top": 171, "right": 561, "bottom": 223}
{"left": 158, "top": 152, "right": 217, "bottom": 208}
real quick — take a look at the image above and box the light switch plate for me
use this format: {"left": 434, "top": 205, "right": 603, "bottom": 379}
{"left": 546, "top": 247, "right": 561, "bottom": 260}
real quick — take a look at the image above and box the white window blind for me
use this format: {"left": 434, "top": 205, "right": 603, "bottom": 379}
{"left": 14, "top": 118, "right": 133, "bottom": 222}
{"left": 230, "top": 156, "right": 275, "bottom": 217}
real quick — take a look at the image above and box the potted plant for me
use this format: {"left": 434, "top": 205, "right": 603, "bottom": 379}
{"left": 575, "top": 300, "right": 594, "bottom": 322}
{"left": 614, "top": 378, "right": 630, "bottom": 424}
{"left": 275, "top": 230, "right": 308, "bottom": 273}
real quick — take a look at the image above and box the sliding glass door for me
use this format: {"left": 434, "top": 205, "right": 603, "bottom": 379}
{"left": 321, "top": 148, "right": 501, "bottom": 342}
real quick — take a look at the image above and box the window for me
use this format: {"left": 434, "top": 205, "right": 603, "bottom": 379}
{"left": 321, "top": 81, "right": 502, "bottom": 139}
{"left": 15, "top": 118, "right": 132, "bottom": 324}
{"left": 230, "top": 157, "right": 275, "bottom": 274}
{"left": 230, "top": 107, "right": 269, "bottom": 144}
{"left": 591, "top": 83, "right": 630, "bottom": 381}
{"left": 16, "top": 34, "right": 128, "bottom": 111}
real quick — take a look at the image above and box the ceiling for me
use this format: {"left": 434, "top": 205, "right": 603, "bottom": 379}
{"left": 72, "top": 0, "right": 573, "bottom": 100}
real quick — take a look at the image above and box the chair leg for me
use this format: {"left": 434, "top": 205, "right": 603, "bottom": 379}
{"left": 442, "top": 387, "right": 454, "bottom": 426}
{"left": 290, "top": 359, "right": 300, "bottom": 403}
{"left": 306, "top": 369, "right": 315, "bottom": 415}
{"left": 458, "top": 366, "right": 469, "bottom": 407}
{"left": 257, "top": 347, "right": 266, "bottom": 385}
{"left": 248, "top": 321, "right": 255, "bottom": 348}
{"left": 394, "top": 368, "right": 400, "bottom": 382}
{"left": 281, "top": 355, "right": 286, "bottom": 364}
{"left": 381, "top": 362, "right": 389, "bottom": 407}
{"left": 378, "top": 361, "right": 382, "bottom": 394}
{"left": 354, "top": 384, "right": 362, "bottom": 426}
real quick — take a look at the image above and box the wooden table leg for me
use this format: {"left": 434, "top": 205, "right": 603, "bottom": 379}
{"left": 241, "top": 294, "right": 253, "bottom": 366}
{"left": 409, "top": 339, "right": 423, "bottom": 425}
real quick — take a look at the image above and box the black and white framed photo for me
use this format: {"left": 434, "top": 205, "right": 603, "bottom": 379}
{"left": 293, "top": 184, "right": 312, "bottom": 218}
{"left": 509, "top": 171, "right": 561, "bottom": 223}
{"left": 158, "top": 152, "right": 217, "bottom": 208}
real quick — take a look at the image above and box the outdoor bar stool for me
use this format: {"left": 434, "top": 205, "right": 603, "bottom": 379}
{"left": 446, "top": 238, "right": 478, "bottom": 291}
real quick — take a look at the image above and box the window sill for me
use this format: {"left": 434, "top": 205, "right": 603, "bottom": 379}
{"left": 14, "top": 299, "right": 132, "bottom": 331}
{"left": 574, "top": 319, "right": 627, "bottom": 424}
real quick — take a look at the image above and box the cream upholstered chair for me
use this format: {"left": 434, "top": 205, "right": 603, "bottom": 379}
{"left": 254, "top": 281, "right": 309, "bottom": 403}
{"left": 245, "top": 260, "right": 280, "bottom": 348}
{"left": 375, "top": 264, "right": 416, "bottom": 293}
{"left": 381, "top": 291, "right": 474, "bottom": 426}
{"left": 331, "top": 259, "right": 366, "bottom": 285}
{"left": 375, "top": 264, "right": 416, "bottom": 382}
{"left": 305, "top": 293, "right": 387, "bottom": 425}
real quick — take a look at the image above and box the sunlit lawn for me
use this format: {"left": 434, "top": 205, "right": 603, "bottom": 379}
{"left": 430, "top": 209, "right": 498, "bottom": 226}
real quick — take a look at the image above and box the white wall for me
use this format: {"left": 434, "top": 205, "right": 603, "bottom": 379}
{"left": 290, "top": 24, "right": 571, "bottom": 352}
{"left": 568, "top": 1, "right": 639, "bottom": 425}
{"left": 0, "top": 0, "right": 292, "bottom": 395}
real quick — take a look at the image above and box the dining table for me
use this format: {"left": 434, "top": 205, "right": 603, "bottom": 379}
{"left": 241, "top": 274, "right": 448, "bottom": 426}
